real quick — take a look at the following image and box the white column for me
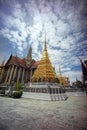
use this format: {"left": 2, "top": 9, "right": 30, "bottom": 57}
{"left": 5, "top": 66, "right": 11, "bottom": 83}
{"left": 17, "top": 67, "right": 21, "bottom": 83}
{"left": 30, "top": 69, "right": 32, "bottom": 82}
{"left": 25, "top": 69, "right": 28, "bottom": 82}
{"left": 0, "top": 66, "right": 5, "bottom": 83}
{"left": 22, "top": 68, "right": 25, "bottom": 83}
{"left": 12, "top": 66, "right": 17, "bottom": 81}
{"left": 8, "top": 65, "right": 14, "bottom": 84}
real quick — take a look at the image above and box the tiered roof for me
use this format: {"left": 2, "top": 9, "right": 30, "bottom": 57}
{"left": 5, "top": 55, "right": 26, "bottom": 67}
{"left": 5, "top": 54, "right": 38, "bottom": 68}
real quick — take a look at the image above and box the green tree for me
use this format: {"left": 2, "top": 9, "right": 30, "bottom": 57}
{"left": 12, "top": 83, "right": 23, "bottom": 98}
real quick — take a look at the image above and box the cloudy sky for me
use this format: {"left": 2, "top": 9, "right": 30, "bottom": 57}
{"left": 0, "top": 0, "right": 87, "bottom": 83}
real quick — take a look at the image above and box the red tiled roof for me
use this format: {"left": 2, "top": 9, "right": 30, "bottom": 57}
{"left": 11, "top": 56, "right": 26, "bottom": 67}
{"left": 6, "top": 55, "right": 39, "bottom": 69}
{"left": 31, "top": 61, "right": 39, "bottom": 69}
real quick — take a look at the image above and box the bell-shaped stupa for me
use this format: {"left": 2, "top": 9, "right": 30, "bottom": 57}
{"left": 31, "top": 36, "right": 58, "bottom": 83}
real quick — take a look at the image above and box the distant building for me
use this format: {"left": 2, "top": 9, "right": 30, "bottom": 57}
{"left": 58, "top": 66, "right": 70, "bottom": 87}
{"left": 72, "top": 80, "right": 83, "bottom": 88}
{"left": 62, "top": 77, "right": 70, "bottom": 87}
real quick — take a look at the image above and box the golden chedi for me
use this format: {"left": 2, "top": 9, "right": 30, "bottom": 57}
{"left": 58, "top": 65, "right": 70, "bottom": 87}
{"left": 31, "top": 36, "right": 58, "bottom": 83}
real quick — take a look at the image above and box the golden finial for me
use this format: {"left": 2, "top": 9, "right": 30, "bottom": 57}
{"left": 44, "top": 33, "right": 47, "bottom": 51}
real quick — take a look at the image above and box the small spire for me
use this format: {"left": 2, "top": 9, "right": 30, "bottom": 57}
{"left": 59, "top": 65, "right": 62, "bottom": 76}
{"left": 27, "top": 45, "right": 32, "bottom": 60}
{"left": 58, "top": 65, "right": 63, "bottom": 86}
{"left": 15, "top": 51, "right": 17, "bottom": 57}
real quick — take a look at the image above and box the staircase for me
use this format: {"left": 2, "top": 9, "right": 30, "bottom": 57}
{"left": 22, "top": 92, "right": 68, "bottom": 101}
{"left": 50, "top": 94, "right": 68, "bottom": 101}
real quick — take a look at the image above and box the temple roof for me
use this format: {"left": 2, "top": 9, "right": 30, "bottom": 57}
{"left": 31, "top": 61, "right": 39, "bottom": 69}
{"left": 5, "top": 54, "right": 38, "bottom": 69}
{"left": 12, "top": 56, "right": 26, "bottom": 67}
{"left": 5, "top": 55, "right": 26, "bottom": 67}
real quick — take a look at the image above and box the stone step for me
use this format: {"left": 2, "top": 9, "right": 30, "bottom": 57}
{"left": 50, "top": 94, "right": 68, "bottom": 101}
{"left": 22, "top": 92, "right": 51, "bottom": 100}
{"left": 22, "top": 92, "right": 68, "bottom": 101}
{"left": 66, "top": 92, "right": 86, "bottom": 97}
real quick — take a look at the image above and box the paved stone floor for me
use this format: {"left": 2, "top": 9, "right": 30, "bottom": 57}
{"left": 0, "top": 96, "right": 87, "bottom": 130}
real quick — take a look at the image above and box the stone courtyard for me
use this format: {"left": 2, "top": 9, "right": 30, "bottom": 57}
{"left": 0, "top": 95, "right": 87, "bottom": 130}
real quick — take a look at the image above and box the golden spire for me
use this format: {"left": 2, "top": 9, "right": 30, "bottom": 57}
{"left": 31, "top": 35, "right": 58, "bottom": 83}
{"left": 44, "top": 34, "right": 47, "bottom": 51}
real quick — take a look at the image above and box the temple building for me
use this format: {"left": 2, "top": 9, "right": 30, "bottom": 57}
{"left": 31, "top": 36, "right": 59, "bottom": 83}
{"left": 62, "top": 77, "right": 70, "bottom": 87}
{"left": 0, "top": 47, "right": 38, "bottom": 85}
